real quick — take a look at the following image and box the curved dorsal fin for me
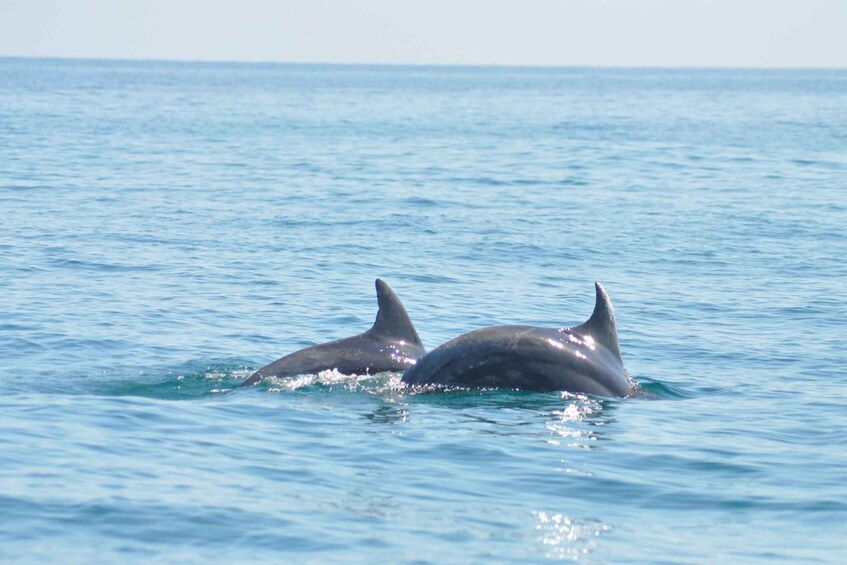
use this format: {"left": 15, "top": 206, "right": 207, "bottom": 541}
{"left": 367, "top": 279, "right": 422, "bottom": 345}
{"left": 572, "top": 282, "right": 622, "bottom": 362}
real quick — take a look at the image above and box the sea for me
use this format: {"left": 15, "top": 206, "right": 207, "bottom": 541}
{"left": 1, "top": 57, "right": 845, "bottom": 563}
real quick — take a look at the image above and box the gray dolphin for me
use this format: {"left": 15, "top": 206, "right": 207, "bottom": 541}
{"left": 401, "top": 282, "right": 633, "bottom": 397}
{"left": 241, "top": 279, "right": 425, "bottom": 387}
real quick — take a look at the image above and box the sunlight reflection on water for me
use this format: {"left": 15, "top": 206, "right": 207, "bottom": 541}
{"left": 533, "top": 511, "right": 612, "bottom": 560}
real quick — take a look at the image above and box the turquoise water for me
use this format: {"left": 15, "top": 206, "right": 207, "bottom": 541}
{"left": 1, "top": 57, "right": 846, "bottom": 563}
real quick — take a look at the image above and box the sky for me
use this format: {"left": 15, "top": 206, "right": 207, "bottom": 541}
{"left": 0, "top": 0, "right": 845, "bottom": 68}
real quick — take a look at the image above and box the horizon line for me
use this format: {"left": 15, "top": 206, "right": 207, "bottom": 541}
{"left": 2, "top": 53, "right": 845, "bottom": 72}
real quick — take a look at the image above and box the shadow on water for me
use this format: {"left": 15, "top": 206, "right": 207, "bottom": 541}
{"left": 359, "top": 389, "right": 608, "bottom": 427}
{"left": 362, "top": 402, "right": 409, "bottom": 425}
{"left": 95, "top": 360, "right": 700, "bottom": 412}
{"left": 94, "top": 360, "right": 254, "bottom": 400}
{"left": 363, "top": 387, "right": 624, "bottom": 443}
{"left": 632, "top": 376, "right": 690, "bottom": 399}
{"left": 402, "top": 386, "right": 612, "bottom": 412}
{"left": 633, "top": 375, "right": 733, "bottom": 399}
{"left": 95, "top": 363, "right": 404, "bottom": 400}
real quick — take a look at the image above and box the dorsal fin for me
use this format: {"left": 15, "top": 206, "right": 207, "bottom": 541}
{"left": 367, "top": 279, "right": 422, "bottom": 345}
{"left": 572, "top": 282, "right": 622, "bottom": 362}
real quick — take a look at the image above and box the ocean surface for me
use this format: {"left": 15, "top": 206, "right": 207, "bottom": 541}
{"left": 1, "top": 57, "right": 845, "bottom": 563}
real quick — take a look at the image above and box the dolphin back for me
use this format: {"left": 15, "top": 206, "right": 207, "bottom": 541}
{"left": 401, "top": 282, "right": 631, "bottom": 396}
{"left": 241, "top": 279, "right": 424, "bottom": 386}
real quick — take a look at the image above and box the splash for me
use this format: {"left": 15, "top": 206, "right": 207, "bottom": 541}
{"left": 262, "top": 369, "right": 404, "bottom": 395}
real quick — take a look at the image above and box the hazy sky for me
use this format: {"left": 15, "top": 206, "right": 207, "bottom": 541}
{"left": 1, "top": 0, "right": 845, "bottom": 67}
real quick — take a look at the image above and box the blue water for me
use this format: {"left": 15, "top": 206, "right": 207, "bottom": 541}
{"left": 1, "top": 57, "right": 846, "bottom": 563}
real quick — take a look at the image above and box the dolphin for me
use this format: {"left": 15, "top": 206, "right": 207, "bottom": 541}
{"left": 241, "top": 279, "right": 425, "bottom": 387}
{"left": 401, "top": 282, "right": 633, "bottom": 397}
